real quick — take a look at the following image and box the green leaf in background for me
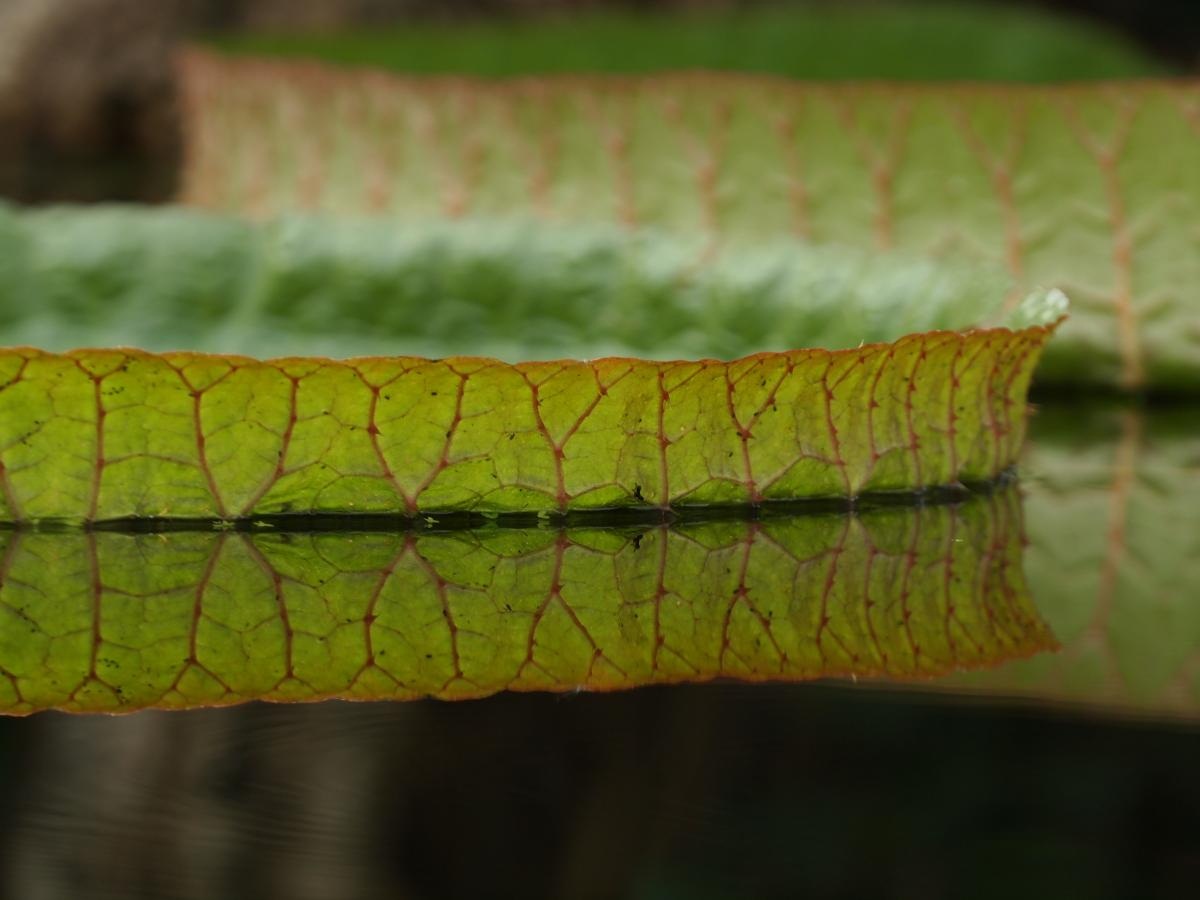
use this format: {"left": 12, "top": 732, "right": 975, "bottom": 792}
{"left": 178, "top": 53, "right": 1200, "bottom": 390}
{"left": 0, "top": 204, "right": 1025, "bottom": 360}
{"left": 207, "top": 3, "right": 1160, "bottom": 82}
{"left": 0, "top": 489, "right": 1044, "bottom": 714}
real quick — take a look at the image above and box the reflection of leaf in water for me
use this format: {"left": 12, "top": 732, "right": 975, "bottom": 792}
{"left": 0, "top": 488, "right": 1047, "bottom": 714}
{"left": 949, "top": 408, "right": 1200, "bottom": 717}
{"left": 179, "top": 53, "right": 1200, "bottom": 390}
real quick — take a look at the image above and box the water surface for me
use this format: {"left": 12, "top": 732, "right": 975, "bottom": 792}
{"left": 0, "top": 402, "right": 1196, "bottom": 899}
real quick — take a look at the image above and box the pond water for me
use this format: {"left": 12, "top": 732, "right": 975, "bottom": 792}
{"left": 0, "top": 401, "right": 1196, "bottom": 898}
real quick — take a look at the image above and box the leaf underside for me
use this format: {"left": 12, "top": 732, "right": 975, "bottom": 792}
{"left": 0, "top": 321, "right": 1053, "bottom": 523}
{"left": 179, "top": 52, "right": 1200, "bottom": 390}
{"left": 0, "top": 489, "right": 1046, "bottom": 715}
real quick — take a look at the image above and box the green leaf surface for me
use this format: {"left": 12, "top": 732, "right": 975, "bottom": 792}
{"left": 0, "top": 312, "right": 1055, "bottom": 522}
{"left": 0, "top": 203, "right": 1024, "bottom": 360}
{"left": 0, "top": 490, "right": 1043, "bottom": 714}
{"left": 179, "top": 53, "right": 1200, "bottom": 389}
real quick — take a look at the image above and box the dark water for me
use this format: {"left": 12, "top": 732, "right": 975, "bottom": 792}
{"left": 0, "top": 403, "right": 1197, "bottom": 899}
{"left": 1, "top": 687, "right": 1198, "bottom": 899}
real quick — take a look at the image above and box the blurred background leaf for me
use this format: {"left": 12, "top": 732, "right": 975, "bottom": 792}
{"left": 209, "top": 2, "right": 1162, "bottom": 80}
{"left": 0, "top": 0, "right": 1175, "bottom": 204}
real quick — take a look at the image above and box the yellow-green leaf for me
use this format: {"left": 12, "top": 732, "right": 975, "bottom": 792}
{"left": 0, "top": 312, "right": 1058, "bottom": 524}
